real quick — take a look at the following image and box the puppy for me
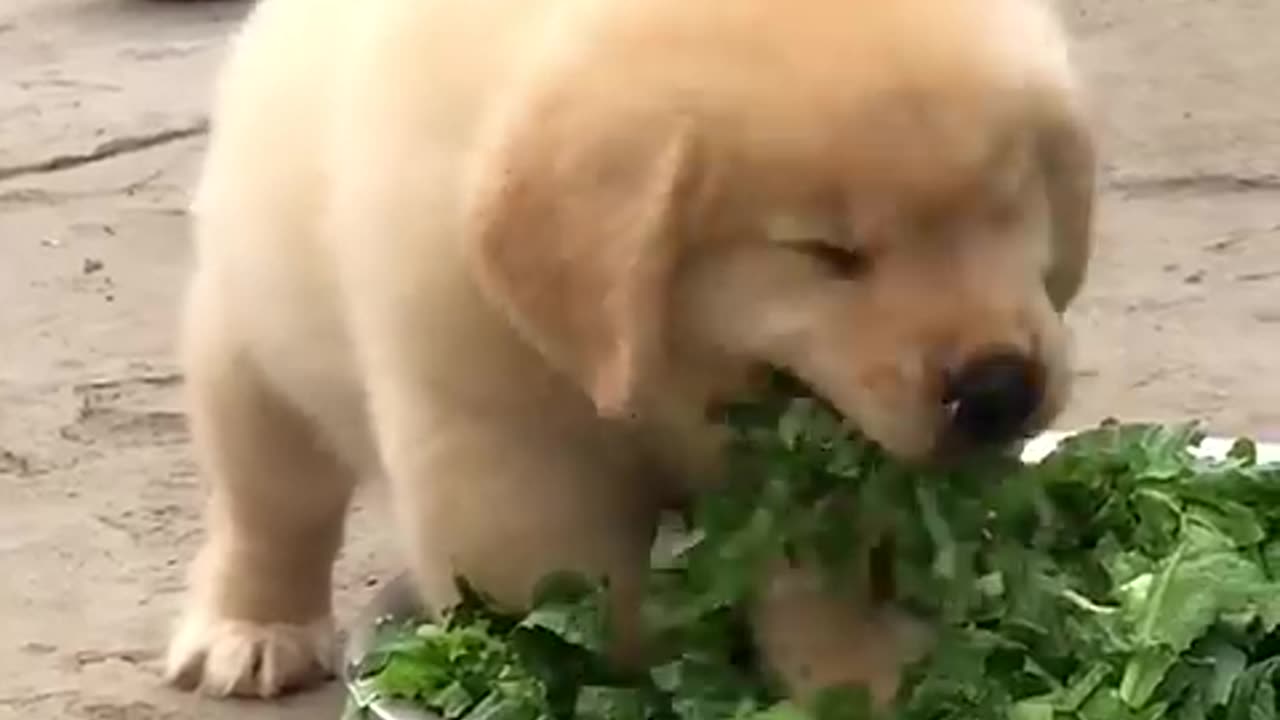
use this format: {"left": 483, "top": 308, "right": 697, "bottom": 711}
{"left": 166, "top": 0, "right": 1096, "bottom": 704}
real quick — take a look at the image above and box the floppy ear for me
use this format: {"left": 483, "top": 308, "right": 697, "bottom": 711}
{"left": 462, "top": 93, "right": 701, "bottom": 418}
{"left": 1037, "top": 101, "right": 1097, "bottom": 312}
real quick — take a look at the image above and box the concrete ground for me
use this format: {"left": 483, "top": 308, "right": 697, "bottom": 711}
{"left": 1, "top": 0, "right": 1278, "bottom": 718}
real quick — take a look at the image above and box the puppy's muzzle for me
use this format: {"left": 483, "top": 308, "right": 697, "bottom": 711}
{"left": 943, "top": 349, "right": 1044, "bottom": 448}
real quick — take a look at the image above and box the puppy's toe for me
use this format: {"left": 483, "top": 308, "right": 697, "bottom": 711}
{"left": 165, "top": 613, "right": 336, "bottom": 698}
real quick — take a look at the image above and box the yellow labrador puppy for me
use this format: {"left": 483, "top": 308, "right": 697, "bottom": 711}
{"left": 167, "top": 0, "right": 1096, "bottom": 704}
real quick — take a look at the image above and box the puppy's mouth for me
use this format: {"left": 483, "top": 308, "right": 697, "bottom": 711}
{"left": 709, "top": 366, "right": 1036, "bottom": 467}
{"left": 702, "top": 363, "right": 800, "bottom": 420}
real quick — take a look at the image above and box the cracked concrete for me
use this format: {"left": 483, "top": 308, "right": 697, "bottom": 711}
{"left": 1, "top": 0, "right": 1279, "bottom": 719}
{"left": 1106, "top": 172, "right": 1280, "bottom": 196}
{"left": 0, "top": 121, "right": 209, "bottom": 182}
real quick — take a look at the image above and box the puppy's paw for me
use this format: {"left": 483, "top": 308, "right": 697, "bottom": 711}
{"left": 165, "top": 612, "right": 336, "bottom": 698}
{"left": 754, "top": 564, "right": 936, "bottom": 707}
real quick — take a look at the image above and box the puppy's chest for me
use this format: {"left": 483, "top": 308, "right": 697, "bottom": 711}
{"left": 633, "top": 366, "right": 768, "bottom": 503}
{"left": 630, "top": 411, "right": 732, "bottom": 507}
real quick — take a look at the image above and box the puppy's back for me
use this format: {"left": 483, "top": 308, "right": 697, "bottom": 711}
{"left": 186, "top": 0, "right": 573, "bottom": 461}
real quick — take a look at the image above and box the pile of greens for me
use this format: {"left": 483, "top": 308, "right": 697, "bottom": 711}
{"left": 347, "top": 379, "right": 1280, "bottom": 720}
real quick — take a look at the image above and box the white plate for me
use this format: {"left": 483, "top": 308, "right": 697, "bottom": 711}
{"left": 1020, "top": 429, "right": 1280, "bottom": 464}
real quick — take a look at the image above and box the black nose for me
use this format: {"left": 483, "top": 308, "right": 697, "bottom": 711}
{"left": 944, "top": 351, "right": 1043, "bottom": 446}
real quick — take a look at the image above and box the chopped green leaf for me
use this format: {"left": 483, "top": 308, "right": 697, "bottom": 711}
{"left": 352, "top": 379, "right": 1280, "bottom": 720}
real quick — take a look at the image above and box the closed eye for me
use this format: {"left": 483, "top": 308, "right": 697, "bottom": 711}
{"left": 794, "top": 241, "right": 873, "bottom": 278}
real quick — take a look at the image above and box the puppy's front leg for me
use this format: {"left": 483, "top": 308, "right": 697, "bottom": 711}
{"left": 372, "top": 390, "right": 659, "bottom": 665}
{"left": 752, "top": 562, "right": 933, "bottom": 708}
{"left": 165, "top": 277, "right": 356, "bottom": 698}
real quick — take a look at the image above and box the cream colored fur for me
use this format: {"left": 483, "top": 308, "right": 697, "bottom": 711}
{"left": 167, "top": 0, "right": 1096, "bottom": 704}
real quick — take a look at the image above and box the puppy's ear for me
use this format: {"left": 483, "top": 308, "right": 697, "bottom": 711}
{"left": 463, "top": 92, "right": 701, "bottom": 418}
{"left": 1038, "top": 101, "right": 1097, "bottom": 312}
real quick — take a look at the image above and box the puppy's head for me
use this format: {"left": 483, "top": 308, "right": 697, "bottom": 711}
{"left": 463, "top": 0, "right": 1096, "bottom": 461}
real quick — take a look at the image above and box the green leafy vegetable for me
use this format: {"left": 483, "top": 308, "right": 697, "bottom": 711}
{"left": 348, "top": 376, "right": 1280, "bottom": 720}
